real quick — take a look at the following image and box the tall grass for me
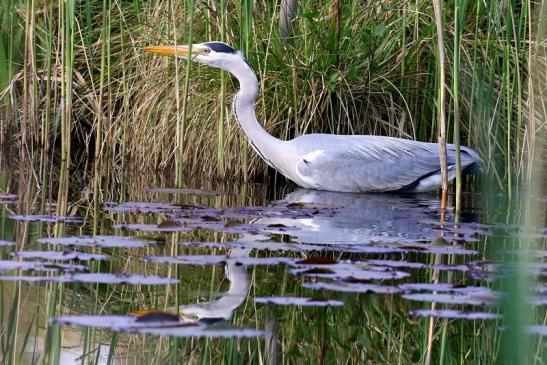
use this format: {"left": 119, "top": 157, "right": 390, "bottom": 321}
{"left": 0, "top": 0, "right": 541, "bottom": 190}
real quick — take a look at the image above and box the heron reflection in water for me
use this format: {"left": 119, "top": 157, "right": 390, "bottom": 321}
{"left": 178, "top": 248, "right": 251, "bottom": 323}
{"left": 257, "top": 189, "right": 471, "bottom": 245}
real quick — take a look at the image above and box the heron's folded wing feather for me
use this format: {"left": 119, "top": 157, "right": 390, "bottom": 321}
{"left": 296, "top": 139, "right": 443, "bottom": 192}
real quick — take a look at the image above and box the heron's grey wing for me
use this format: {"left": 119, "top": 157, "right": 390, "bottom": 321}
{"left": 295, "top": 138, "right": 442, "bottom": 192}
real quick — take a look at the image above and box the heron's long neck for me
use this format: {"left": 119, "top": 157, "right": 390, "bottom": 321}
{"left": 231, "top": 62, "right": 284, "bottom": 169}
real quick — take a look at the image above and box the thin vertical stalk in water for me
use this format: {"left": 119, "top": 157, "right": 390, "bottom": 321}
{"left": 56, "top": 0, "right": 75, "bottom": 222}
{"left": 40, "top": 3, "right": 54, "bottom": 213}
{"left": 176, "top": 0, "right": 196, "bottom": 186}
{"left": 453, "top": 0, "right": 465, "bottom": 212}
{"left": 239, "top": 0, "right": 253, "bottom": 181}
{"left": 93, "top": 0, "right": 110, "bottom": 233}
{"left": 504, "top": 4, "right": 514, "bottom": 199}
{"left": 217, "top": 0, "right": 227, "bottom": 178}
{"left": 172, "top": 0, "right": 182, "bottom": 186}
{"left": 431, "top": 0, "right": 448, "bottom": 209}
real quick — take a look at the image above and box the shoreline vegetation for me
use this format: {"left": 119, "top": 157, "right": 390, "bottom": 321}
{"left": 0, "top": 0, "right": 544, "bottom": 192}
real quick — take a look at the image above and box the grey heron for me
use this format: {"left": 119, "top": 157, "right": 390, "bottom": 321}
{"left": 144, "top": 42, "right": 482, "bottom": 193}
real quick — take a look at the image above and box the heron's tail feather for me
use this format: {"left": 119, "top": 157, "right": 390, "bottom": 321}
{"left": 461, "top": 146, "right": 483, "bottom": 175}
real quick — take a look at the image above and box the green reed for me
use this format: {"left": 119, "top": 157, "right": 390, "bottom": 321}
{"left": 217, "top": 0, "right": 227, "bottom": 179}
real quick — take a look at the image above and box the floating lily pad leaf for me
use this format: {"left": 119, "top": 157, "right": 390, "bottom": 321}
{"left": 37, "top": 235, "right": 156, "bottom": 248}
{"left": 303, "top": 281, "right": 402, "bottom": 294}
{"left": 0, "top": 260, "right": 87, "bottom": 272}
{"left": 410, "top": 309, "right": 501, "bottom": 320}
{"left": 466, "top": 261, "right": 503, "bottom": 280}
{"left": 135, "top": 324, "right": 267, "bottom": 338}
{"left": 145, "top": 255, "right": 227, "bottom": 265}
{"left": 525, "top": 325, "right": 547, "bottom": 336}
{"left": 51, "top": 315, "right": 265, "bottom": 338}
{"left": 328, "top": 245, "right": 407, "bottom": 254}
{"left": 290, "top": 263, "right": 409, "bottom": 281}
{"left": 178, "top": 242, "right": 233, "bottom": 250}
{"left": 0, "top": 240, "right": 15, "bottom": 247}
{"left": 402, "top": 293, "right": 500, "bottom": 306}
{"left": 398, "top": 283, "right": 496, "bottom": 294}
{"left": 400, "top": 243, "right": 477, "bottom": 255}
{"left": 0, "top": 273, "right": 177, "bottom": 284}
{"left": 207, "top": 222, "right": 274, "bottom": 235}
{"left": 532, "top": 285, "right": 547, "bottom": 294}
{"left": 365, "top": 260, "right": 426, "bottom": 269}
{"left": 431, "top": 264, "right": 469, "bottom": 272}
{"left": 67, "top": 273, "right": 178, "bottom": 284}
{"left": 0, "top": 275, "right": 62, "bottom": 282}
{"left": 232, "top": 257, "right": 295, "bottom": 266}
{"left": 528, "top": 296, "right": 547, "bottom": 306}
{"left": 296, "top": 257, "right": 337, "bottom": 265}
{"left": 145, "top": 187, "right": 232, "bottom": 196}
{"left": 144, "top": 255, "right": 294, "bottom": 266}
{"left": 254, "top": 296, "right": 344, "bottom": 307}
{"left": 178, "top": 240, "right": 325, "bottom": 253}
{"left": 113, "top": 223, "right": 193, "bottom": 233}
{"left": 0, "top": 194, "right": 18, "bottom": 203}
{"left": 12, "top": 251, "right": 108, "bottom": 261}
{"left": 52, "top": 315, "right": 197, "bottom": 330}
{"left": 136, "top": 326, "right": 266, "bottom": 338}
{"left": 10, "top": 215, "right": 83, "bottom": 223}
{"left": 104, "top": 202, "right": 186, "bottom": 214}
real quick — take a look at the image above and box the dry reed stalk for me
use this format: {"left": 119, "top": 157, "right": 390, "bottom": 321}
{"left": 431, "top": 0, "right": 448, "bottom": 211}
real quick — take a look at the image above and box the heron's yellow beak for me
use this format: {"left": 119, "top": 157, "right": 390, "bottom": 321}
{"left": 143, "top": 45, "right": 203, "bottom": 57}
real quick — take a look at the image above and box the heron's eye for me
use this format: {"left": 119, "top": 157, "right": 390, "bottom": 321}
{"left": 202, "top": 48, "right": 211, "bottom": 55}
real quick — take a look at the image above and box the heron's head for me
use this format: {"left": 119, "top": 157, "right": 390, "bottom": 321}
{"left": 143, "top": 41, "right": 247, "bottom": 71}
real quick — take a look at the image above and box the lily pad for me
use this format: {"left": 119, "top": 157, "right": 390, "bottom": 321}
{"left": 303, "top": 281, "right": 402, "bottom": 294}
{"left": 398, "top": 283, "right": 496, "bottom": 294}
{"left": 12, "top": 251, "right": 108, "bottom": 261}
{"left": 51, "top": 315, "right": 265, "bottom": 338}
{"left": 104, "top": 201, "right": 185, "bottom": 214}
{"left": 410, "top": 309, "right": 501, "bottom": 320}
{"left": 365, "top": 260, "right": 426, "bottom": 269}
{"left": 144, "top": 255, "right": 294, "bottom": 266}
{"left": 37, "top": 235, "right": 157, "bottom": 248}
{"left": 399, "top": 243, "right": 477, "bottom": 255}
{"left": 402, "top": 293, "right": 500, "bottom": 306}
{"left": 113, "top": 223, "right": 193, "bottom": 233}
{"left": 0, "top": 260, "right": 87, "bottom": 272}
{"left": 0, "top": 194, "right": 18, "bottom": 203}
{"left": 525, "top": 325, "right": 547, "bottom": 336}
{"left": 0, "top": 273, "right": 178, "bottom": 284}
{"left": 0, "top": 240, "right": 16, "bottom": 247}
{"left": 290, "top": 263, "right": 409, "bottom": 281}
{"left": 254, "top": 296, "right": 344, "bottom": 307}
{"left": 179, "top": 240, "right": 327, "bottom": 253}
{"left": 10, "top": 215, "right": 83, "bottom": 223}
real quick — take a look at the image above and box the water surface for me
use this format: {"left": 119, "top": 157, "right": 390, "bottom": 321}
{"left": 0, "top": 167, "right": 545, "bottom": 364}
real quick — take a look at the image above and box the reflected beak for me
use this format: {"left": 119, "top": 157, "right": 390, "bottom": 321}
{"left": 143, "top": 45, "right": 203, "bottom": 57}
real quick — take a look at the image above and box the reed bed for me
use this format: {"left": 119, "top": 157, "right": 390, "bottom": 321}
{"left": 0, "top": 0, "right": 543, "bottom": 192}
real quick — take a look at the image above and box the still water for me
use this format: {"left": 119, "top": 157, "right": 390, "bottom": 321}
{"left": 0, "top": 166, "right": 545, "bottom": 364}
